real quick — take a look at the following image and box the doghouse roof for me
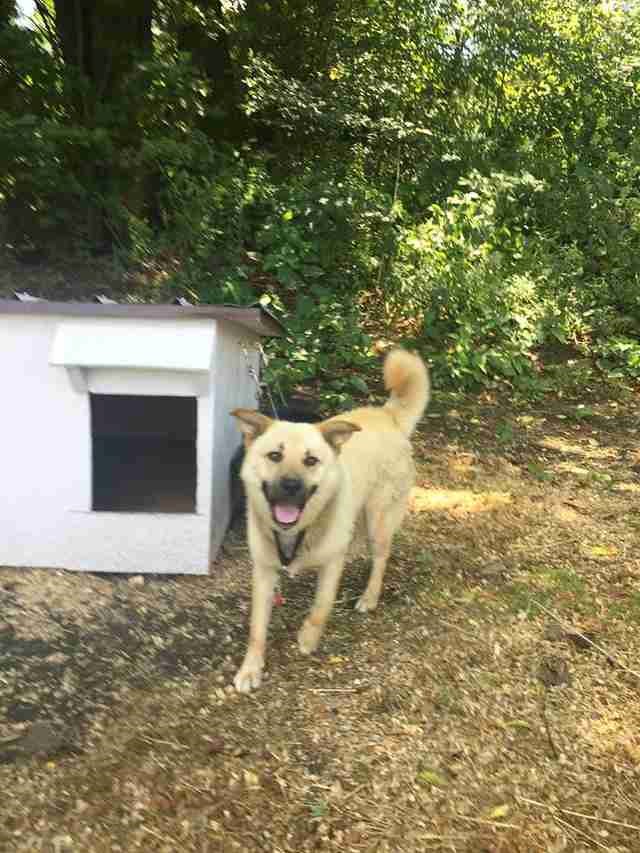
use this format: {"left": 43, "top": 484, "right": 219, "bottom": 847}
{"left": 0, "top": 295, "right": 284, "bottom": 337}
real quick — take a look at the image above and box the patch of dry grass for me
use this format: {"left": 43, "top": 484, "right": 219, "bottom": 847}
{"left": 1, "top": 383, "right": 639, "bottom": 852}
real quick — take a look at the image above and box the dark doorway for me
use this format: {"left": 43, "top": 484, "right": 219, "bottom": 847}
{"left": 90, "top": 395, "right": 197, "bottom": 513}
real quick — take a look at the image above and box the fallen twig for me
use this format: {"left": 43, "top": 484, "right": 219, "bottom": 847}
{"left": 519, "top": 796, "right": 640, "bottom": 832}
{"left": 553, "top": 814, "right": 609, "bottom": 851}
{"left": 140, "top": 734, "right": 189, "bottom": 751}
{"left": 617, "top": 788, "right": 640, "bottom": 815}
{"left": 310, "top": 686, "right": 359, "bottom": 692}
{"left": 531, "top": 599, "right": 640, "bottom": 680}
{"left": 177, "top": 778, "right": 209, "bottom": 794}
{"left": 340, "top": 782, "right": 368, "bottom": 804}
{"left": 140, "top": 825, "right": 180, "bottom": 845}
{"left": 540, "top": 687, "right": 560, "bottom": 760}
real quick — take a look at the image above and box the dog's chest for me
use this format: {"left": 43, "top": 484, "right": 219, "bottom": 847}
{"left": 274, "top": 529, "right": 307, "bottom": 572}
{"left": 278, "top": 533, "right": 299, "bottom": 563}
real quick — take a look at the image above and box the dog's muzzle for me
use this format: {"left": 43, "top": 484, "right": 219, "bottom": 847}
{"left": 262, "top": 478, "right": 317, "bottom": 528}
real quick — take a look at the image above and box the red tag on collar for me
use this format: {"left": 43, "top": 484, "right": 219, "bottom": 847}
{"left": 273, "top": 591, "right": 286, "bottom": 606}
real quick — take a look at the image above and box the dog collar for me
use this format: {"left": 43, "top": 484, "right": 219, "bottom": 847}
{"left": 274, "top": 529, "right": 306, "bottom": 567}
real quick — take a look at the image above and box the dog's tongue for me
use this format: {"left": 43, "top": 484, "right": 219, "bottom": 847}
{"left": 274, "top": 504, "right": 302, "bottom": 525}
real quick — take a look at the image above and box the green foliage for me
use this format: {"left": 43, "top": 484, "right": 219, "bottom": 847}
{"left": 0, "top": 43, "right": 211, "bottom": 248}
{"left": 0, "top": 113, "right": 117, "bottom": 245}
{"left": 391, "top": 172, "right": 578, "bottom": 387}
{"left": 133, "top": 133, "right": 268, "bottom": 297}
{"left": 389, "top": 149, "right": 640, "bottom": 388}
{"left": 595, "top": 336, "right": 640, "bottom": 381}
{"left": 254, "top": 168, "right": 392, "bottom": 294}
{"left": 1, "top": 0, "right": 640, "bottom": 395}
{"left": 261, "top": 292, "right": 373, "bottom": 411}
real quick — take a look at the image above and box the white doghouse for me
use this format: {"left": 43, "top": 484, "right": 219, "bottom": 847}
{"left": 0, "top": 296, "right": 282, "bottom": 574}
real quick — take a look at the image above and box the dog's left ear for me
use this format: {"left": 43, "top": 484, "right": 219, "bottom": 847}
{"left": 317, "top": 419, "right": 361, "bottom": 452}
{"left": 231, "top": 409, "right": 273, "bottom": 446}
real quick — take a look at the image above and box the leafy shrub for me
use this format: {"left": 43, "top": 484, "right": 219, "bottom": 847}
{"left": 594, "top": 336, "right": 640, "bottom": 380}
{"left": 260, "top": 291, "right": 374, "bottom": 411}
{"left": 133, "top": 134, "right": 269, "bottom": 298}
{"left": 0, "top": 114, "right": 118, "bottom": 246}
{"left": 0, "top": 48, "right": 212, "bottom": 251}
{"left": 390, "top": 171, "right": 586, "bottom": 387}
{"left": 253, "top": 166, "right": 394, "bottom": 296}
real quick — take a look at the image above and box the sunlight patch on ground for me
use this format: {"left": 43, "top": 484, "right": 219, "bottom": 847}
{"left": 539, "top": 435, "right": 586, "bottom": 455}
{"left": 579, "top": 698, "right": 640, "bottom": 764}
{"left": 539, "top": 434, "right": 619, "bottom": 461}
{"left": 409, "top": 486, "right": 512, "bottom": 515}
{"left": 581, "top": 543, "right": 620, "bottom": 560}
{"left": 446, "top": 453, "right": 480, "bottom": 477}
{"left": 554, "top": 460, "right": 591, "bottom": 477}
{"left": 550, "top": 502, "right": 584, "bottom": 523}
{"left": 614, "top": 482, "right": 640, "bottom": 493}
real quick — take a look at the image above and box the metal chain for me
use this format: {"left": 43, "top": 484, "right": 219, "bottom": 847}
{"left": 258, "top": 344, "right": 286, "bottom": 410}
{"left": 241, "top": 343, "right": 283, "bottom": 419}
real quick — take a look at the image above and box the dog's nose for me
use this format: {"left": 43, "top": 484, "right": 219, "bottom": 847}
{"left": 280, "top": 477, "right": 304, "bottom": 496}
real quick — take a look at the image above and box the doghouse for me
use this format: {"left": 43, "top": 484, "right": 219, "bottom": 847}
{"left": 0, "top": 296, "right": 282, "bottom": 574}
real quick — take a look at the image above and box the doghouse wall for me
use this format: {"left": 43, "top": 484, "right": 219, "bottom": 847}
{"left": 208, "top": 323, "right": 261, "bottom": 558}
{"left": 0, "top": 314, "right": 215, "bottom": 574}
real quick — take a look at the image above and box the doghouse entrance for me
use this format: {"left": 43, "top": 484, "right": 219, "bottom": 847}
{"left": 90, "top": 394, "right": 197, "bottom": 513}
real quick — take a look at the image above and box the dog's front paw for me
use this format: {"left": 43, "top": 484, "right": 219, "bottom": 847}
{"left": 233, "top": 653, "right": 264, "bottom": 693}
{"left": 354, "top": 591, "right": 380, "bottom": 613}
{"left": 298, "top": 620, "right": 323, "bottom": 655}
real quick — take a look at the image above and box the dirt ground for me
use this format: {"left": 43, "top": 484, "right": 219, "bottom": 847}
{"left": 1, "top": 370, "right": 639, "bottom": 852}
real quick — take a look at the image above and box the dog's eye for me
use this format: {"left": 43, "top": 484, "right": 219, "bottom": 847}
{"left": 304, "top": 455, "right": 319, "bottom": 467}
{"left": 267, "top": 450, "right": 283, "bottom": 463}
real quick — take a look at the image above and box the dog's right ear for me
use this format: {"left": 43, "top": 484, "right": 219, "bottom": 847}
{"left": 231, "top": 409, "right": 273, "bottom": 446}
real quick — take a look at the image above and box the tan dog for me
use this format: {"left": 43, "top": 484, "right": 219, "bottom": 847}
{"left": 231, "top": 349, "right": 430, "bottom": 692}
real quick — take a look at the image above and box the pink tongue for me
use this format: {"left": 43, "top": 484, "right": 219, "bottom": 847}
{"left": 274, "top": 504, "right": 302, "bottom": 525}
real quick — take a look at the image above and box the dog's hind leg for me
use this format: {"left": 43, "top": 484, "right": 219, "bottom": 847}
{"left": 356, "top": 495, "right": 407, "bottom": 613}
{"left": 298, "top": 558, "right": 345, "bottom": 654}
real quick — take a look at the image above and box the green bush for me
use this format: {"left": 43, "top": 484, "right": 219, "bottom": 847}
{"left": 261, "top": 291, "right": 373, "bottom": 411}
{"left": 3, "top": 0, "right": 639, "bottom": 398}
{"left": 0, "top": 113, "right": 118, "bottom": 246}
{"left": 387, "top": 167, "right": 640, "bottom": 388}
{"left": 594, "top": 335, "right": 640, "bottom": 381}
{"left": 390, "top": 172, "right": 577, "bottom": 386}
{"left": 253, "top": 166, "right": 394, "bottom": 296}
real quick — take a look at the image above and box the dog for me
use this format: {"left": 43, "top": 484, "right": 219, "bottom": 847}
{"left": 228, "top": 398, "right": 323, "bottom": 532}
{"left": 231, "top": 349, "right": 430, "bottom": 692}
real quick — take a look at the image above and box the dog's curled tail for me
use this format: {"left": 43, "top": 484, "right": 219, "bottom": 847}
{"left": 383, "top": 348, "right": 431, "bottom": 436}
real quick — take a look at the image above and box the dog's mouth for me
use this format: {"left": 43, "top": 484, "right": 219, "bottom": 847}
{"left": 262, "top": 483, "right": 317, "bottom": 529}
{"left": 272, "top": 503, "right": 303, "bottom": 527}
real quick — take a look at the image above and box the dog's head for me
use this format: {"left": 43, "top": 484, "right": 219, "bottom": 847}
{"left": 231, "top": 410, "right": 360, "bottom": 529}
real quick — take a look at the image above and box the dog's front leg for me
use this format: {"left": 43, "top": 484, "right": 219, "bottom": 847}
{"left": 234, "top": 564, "right": 277, "bottom": 693}
{"left": 298, "top": 558, "right": 345, "bottom": 655}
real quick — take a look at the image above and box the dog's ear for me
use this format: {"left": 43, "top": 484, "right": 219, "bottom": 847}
{"left": 231, "top": 409, "right": 273, "bottom": 446}
{"left": 317, "top": 419, "right": 361, "bottom": 452}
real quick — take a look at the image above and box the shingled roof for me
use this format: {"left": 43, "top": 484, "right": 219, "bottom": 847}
{"left": 0, "top": 293, "right": 284, "bottom": 337}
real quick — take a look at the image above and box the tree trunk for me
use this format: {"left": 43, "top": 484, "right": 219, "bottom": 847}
{"left": 174, "top": 0, "right": 247, "bottom": 140}
{"left": 52, "top": 0, "right": 154, "bottom": 246}
{"left": 0, "top": 1, "right": 16, "bottom": 25}
{"left": 54, "top": 0, "right": 153, "bottom": 106}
